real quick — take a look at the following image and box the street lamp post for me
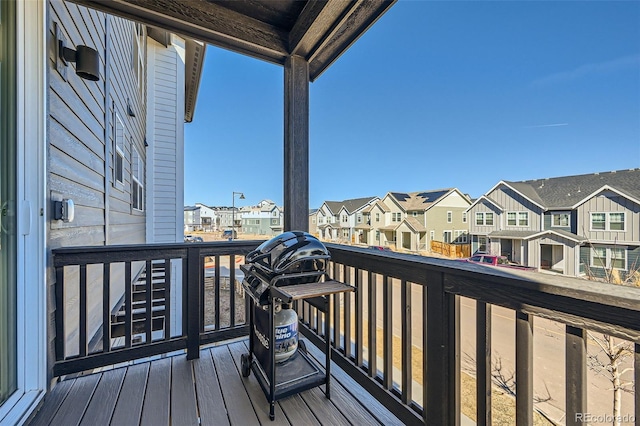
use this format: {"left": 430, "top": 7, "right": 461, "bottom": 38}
{"left": 231, "top": 191, "right": 245, "bottom": 240}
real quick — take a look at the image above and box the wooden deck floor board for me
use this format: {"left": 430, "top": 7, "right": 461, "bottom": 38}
{"left": 211, "top": 345, "right": 261, "bottom": 425}
{"left": 193, "top": 349, "right": 230, "bottom": 426}
{"left": 110, "top": 362, "right": 149, "bottom": 426}
{"left": 140, "top": 357, "right": 171, "bottom": 426}
{"left": 170, "top": 356, "right": 199, "bottom": 425}
{"left": 27, "top": 339, "right": 404, "bottom": 426}
{"left": 79, "top": 368, "right": 126, "bottom": 426}
{"left": 227, "top": 341, "right": 290, "bottom": 425}
{"left": 28, "top": 378, "right": 75, "bottom": 426}
{"left": 49, "top": 373, "right": 100, "bottom": 426}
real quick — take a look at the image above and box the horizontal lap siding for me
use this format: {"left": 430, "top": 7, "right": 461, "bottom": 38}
{"left": 48, "top": 1, "right": 148, "bottom": 379}
{"left": 148, "top": 37, "right": 183, "bottom": 243}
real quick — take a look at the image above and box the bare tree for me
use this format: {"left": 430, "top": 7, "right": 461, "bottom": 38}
{"left": 583, "top": 240, "right": 638, "bottom": 426}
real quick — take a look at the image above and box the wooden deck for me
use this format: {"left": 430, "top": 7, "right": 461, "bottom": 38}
{"left": 28, "top": 338, "right": 403, "bottom": 426}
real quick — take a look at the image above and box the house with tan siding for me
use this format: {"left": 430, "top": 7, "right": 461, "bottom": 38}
{"left": 467, "top": 169, "right": 640, "bottom": 278}
{"left": 374, "top": 189, "right": 471, "bottom": 252}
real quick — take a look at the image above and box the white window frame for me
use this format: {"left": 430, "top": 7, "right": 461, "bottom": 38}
{"left": 430, "top": 230, "right": 435, "bottom": 241}
{"left": 133, "top": 22, "right": 145, "bottom": 98}
{"left": 375, "top": 212, "right": 380, "bottom": 222}
{"left": 590, "top": 212, "right": 625, "bottom": 231}
{"left": 131, "top": 146, "right": 144, "bottom": 211}
{"left": 462, "top": 212, "right": 467, "bottom": 223}
{"left": 443, "top": 230, "right": 452, "bottom": 243}
{"left": 507, "top": 212, "right": 516, "bottom": 226}
{"left": 357, "top": 214, "right": 362, "bottom": 223}
{"left": 413, "top": 211, "right": 418, "bottom": 217}
{"left": 552, "top": 213, "right": 570, "bottom": 227}
{"left": 114, "top": 112, "right": 125, "bottom": 187}
{"left": 590, "top": 246, "right": 627, "bottom": 270}
{"left": 341, "top": 214, "right": 347, "bottom": 223}
{"left": 447, "top": 211, "right": 452, "bottom": 223}
{"left": 454, "top": 230, "right": 468, "bottom": 243}
{"left": 518, "top": 212, "right": 529, "bottom": 227}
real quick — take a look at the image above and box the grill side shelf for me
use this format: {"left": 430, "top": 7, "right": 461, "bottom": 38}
{"left": 270, "top": 280, "right": 354, "bottom": 303}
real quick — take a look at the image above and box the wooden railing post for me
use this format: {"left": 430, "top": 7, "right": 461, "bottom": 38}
{"left": 425, "top": 271, "right": 460, "bottom": 425}
{"left": 186, "top": 246, "right": 201, "bottom": 359}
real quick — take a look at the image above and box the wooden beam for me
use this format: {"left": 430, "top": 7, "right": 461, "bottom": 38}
{"left": 309, "top": 0, "right": 396, "bottom": 81}
{"left": 288, "top": 1, "right": 351, "bottom": 58}
{"left": 69, "top": 0, "right": 289, "bottom": 65}
{"left": 283, "top": 55, "right": 309, "bottom": 232}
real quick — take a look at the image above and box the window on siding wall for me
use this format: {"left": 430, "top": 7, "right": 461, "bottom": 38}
{"left": 375, "top": 213, "right": 380, "bottom": 222}
{"left": 447, "top": 211, "right": 452, "bottom": 223}
{"left": 518, "top": 212, "right": 529, "bottom": 226}
{"left": 462, "top": 212, "right": 467, "bottom": 223}
{"left": 476, "top": 212, "right": 494, "bottom": 226}
{"left": 114, "top": 113, "right": 125, "bottom": 186}
{"left": 132, "top": 146, "right": 144, "bottom": 211}
{"left": 552, "top": 213, "right": 570, "bottom": 227}
{"left": 591, "top": 212, "right": 625, "bottom": 231}
{"left": 590, "top": 246, "right": 627, "bottom": 270}
{"left": 342, "top": 214, "right": 347, "bottom": 222}
{"left": 507, "top": 212, "right": 516, "bottom": 226}
{"left": 133, "top": 23, "right": 145, "bottom": 98}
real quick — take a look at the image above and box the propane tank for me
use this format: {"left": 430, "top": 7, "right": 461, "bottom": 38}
{"left": 274, "top": 303, "right": 298, "bottom": 363}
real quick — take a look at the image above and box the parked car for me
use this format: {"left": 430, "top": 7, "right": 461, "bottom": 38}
{"left": 222, "top": 229, "right": 237, "bottom": 239}
{"left": 184, "top": 235, "right": 203, "bottom": 242}
{"left": 368, "top": 245, "right": 391, "bottom": 252}
{"left": 458, "top": 254, "right": 536, "bottom": 271}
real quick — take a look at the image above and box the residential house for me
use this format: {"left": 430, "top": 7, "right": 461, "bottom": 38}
{"left": 466, "top": 169, "right": 640, "bottom": 278}
{"left": 184, "top": 206, "right": 202, "bottom": 232}
{"left": 213, "top": 206, "right": 243, "bottom": 232}
{"left": 195, "top": 203, "right": 218, "bottom": 231}
{"left": 372, "top": 189, "right": 471, "bottom": 252}
{"left": 241, "top": 200, "right": 283, "bottom": 236}
{"left": 308, "top": 208, "right": 319, "bottom": 237}
{"left": 315, "top": 197, "right": 378, "bottom": 242}
{"left": 0, "top": 0, "right": 203, "bottom": 421}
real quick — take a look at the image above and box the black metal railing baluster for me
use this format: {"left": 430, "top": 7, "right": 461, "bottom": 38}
{"left": 566, "top": 325, "right": 586, "bottom": 426}
{"left": 355, "top": 267, "right": 363, "bottom": 367}
{"left": 344, "top": 265, "right": 351, "bottom": 358}
{"left": 383, "top": 275, "right": 392, "bottom": 390}
{"left": 516, "top": 311, "right": 533, "bottom": 425}
{"left": 102, "top": 263, "right": 111, "bottom": 353}
{"left": 230, "top": 255, "right": 236, "bottom": 327}
{"left": 164, "top": 258, "right": 171, "bottom": 340}
{"left": 401, "top": 279, "right": 411, "bottom": 404}
{"left": 368, "top": 271, "right": 377, "bottom": 378}
{"left": 477, "top": 301, "right": 492, "bottom": 426}
{"left": 145, "top": 260, "right": 152, "bottom": 344}
{"left": 125, "top": 261, "right": 132, "bottom": 348}
{"left": 79, "top": 264, "right": 87, "bottom": 357}
{"left": 214, "top": 255, "right": 220, "bottom": 330}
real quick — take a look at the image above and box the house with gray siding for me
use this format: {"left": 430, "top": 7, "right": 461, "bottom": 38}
{"left": 0, "top": 2, "right": 203, "bottom": 421}
{"left": 241, "top": 200, "right": 283, "bottom": 236}
{"left": 315, "top": 197, "right": 378, "bottom": 243}
{"left": 467, "top": 169, "right": 640, "bottom": 279}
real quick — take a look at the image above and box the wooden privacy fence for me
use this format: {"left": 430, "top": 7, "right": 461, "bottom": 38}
{"left": 431, "top": 241, "right": 470, "bottom": 258}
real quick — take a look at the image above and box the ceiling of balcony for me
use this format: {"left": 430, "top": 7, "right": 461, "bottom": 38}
{"left": 70, "top": 0, "right": 396, "bottom": 81}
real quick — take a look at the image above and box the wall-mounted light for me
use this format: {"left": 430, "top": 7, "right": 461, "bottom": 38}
{"left": 54, "top": 199, "right": 75, "bottom": 223}
{"left": 55, "top": 22, "right": 100, "bottom": 82}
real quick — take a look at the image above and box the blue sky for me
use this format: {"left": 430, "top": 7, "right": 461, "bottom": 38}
{"left": 184, "top": 1, "right": 640, "bottom": 208}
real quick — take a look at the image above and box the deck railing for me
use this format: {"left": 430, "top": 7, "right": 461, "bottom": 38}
{"left": 53, "top": 241, "right": 640, "bottom": 425}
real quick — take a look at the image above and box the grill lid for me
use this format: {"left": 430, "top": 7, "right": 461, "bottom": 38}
{"left": 246, "top": 231, "right": 330, "bottom": 276}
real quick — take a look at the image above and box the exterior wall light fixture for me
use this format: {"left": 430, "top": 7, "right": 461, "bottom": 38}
{"left": 55, "top": 22, "right": 100, "bottom": 82}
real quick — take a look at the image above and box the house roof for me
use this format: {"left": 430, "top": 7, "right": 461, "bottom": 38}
{"left": 502, "top": 169, "right": 640, "bottom": 209}
{"left": 402, "top": 217, "right": 426, "bottom": 232}
{"left": 362, "top": 200, "right": 390, "bottom": 213}
{"left": 387, "top": 189, "right": 454, "bottom": 211}
{"left": 71, "top": 0, "right": 396, "bottom": 82}
{"left": 324, "top": 197, "right": 378, "bottom": 215}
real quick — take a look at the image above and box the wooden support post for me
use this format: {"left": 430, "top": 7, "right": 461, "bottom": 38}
{"left": 284, "top": 55, "right": 309, "bottom": 232}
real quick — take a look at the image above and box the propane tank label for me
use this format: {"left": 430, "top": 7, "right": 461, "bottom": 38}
{"left": 274, "top": 323, "right": 298, "bottom": 354}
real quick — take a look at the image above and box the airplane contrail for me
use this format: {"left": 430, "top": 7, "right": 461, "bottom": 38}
{"left": 525, "top": 123, "right": 569, "bottom": 128}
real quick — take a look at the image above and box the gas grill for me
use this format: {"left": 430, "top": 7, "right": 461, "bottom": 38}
{"left": 239, "top": 231, "right": 354, "bottom": 421}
